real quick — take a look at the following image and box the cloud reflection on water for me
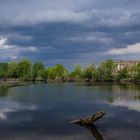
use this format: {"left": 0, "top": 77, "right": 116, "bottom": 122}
{"left": 112, "top": 100, "right": 140, "bottom": 112}
{"left": 0, "top": 84, "right": 140, "bottom": 140}
{"left": 0, "top": 100, "right": 37, "bottom": 120}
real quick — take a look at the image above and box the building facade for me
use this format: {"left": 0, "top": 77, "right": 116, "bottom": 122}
{"left": 114, "top": 60, "right": 140, "bottom": 71}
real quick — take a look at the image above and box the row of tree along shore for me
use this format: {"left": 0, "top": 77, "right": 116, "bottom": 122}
{"left": 0, "top": 59, "right": 140, "bottom": 83}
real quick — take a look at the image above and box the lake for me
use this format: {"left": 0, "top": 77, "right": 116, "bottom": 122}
{"left": 0, "top": 83, "right": 140, "bottom": 140}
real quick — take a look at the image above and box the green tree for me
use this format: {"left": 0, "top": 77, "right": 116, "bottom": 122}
{"left": 46, "top": 64, "right": 69, "bottom": 82}
{"left": 62, "top": 70, "right": 69, "bottom": 82}
{"left": 32, "top": 62, "right": 45, "bottom": 81}
{"left": 83, "top": 64, "right": 98, "bottom": 81}
{"left": 117, "top": 67, "right": 130, "bottom": 81}
{"left": 53, "top": 64, "right": 68, "bottom": 81}
{"left": 7, "top": 62, "right": 18, "bottom": 78}
{"left": 40, "top": 69, "right": 48, "bottom": 81}
{"left": 131, "top": 62, "right": 140, "bottom": 81}
{"left": 46, "top": 67, "right": 56, "bottom": 80}
{"left": 0, "top": 63, "right": 8, "bottom": 78}
{"left": 98, "top": 59, "right": 116, "bottom": 81}
{"left": 70, "top": 65, "right": 83, "bottom": 81}
{"left": 17, "top": 59, "right": 32, "bottom": 80}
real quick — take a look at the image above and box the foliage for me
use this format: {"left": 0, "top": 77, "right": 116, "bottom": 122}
{"left": 117, "top": 67, "right": 130, "bottom": 80}
{"left": 0, "top": 63, "right": 8, "bottom": 78}
{"left": 83, "top": 64, "right": 98, "bottom": 81}
{"left": 46, "top": 67, "right": 56, "bottom": 80}
{"left": 17, "top": 59, "right": 32, "bottom": 81}
{"left": 70, "top": 65, "right": 83, "bottom": 81}
{"left": 98, "top": 59, "right": 116, "bottom": 81}
{"left": 32, "top": 62, "right": 45, "bottom": 81}
{"left": 131, "top": 62, "right": 140, "bottom": 81}
{"left": 0, "top": 59, "right": 140, "bottom": 82}
{"left": 7, "top": 62, "right": 18, "bottom": 78}
{"left": 54, "top": 64, "right": 68, "bottom": 80}
{"left": 47, "top": 64, "right": 68, "bottom": 82}
{"left": 40, "top": 69, "right": 48, "bottom": 81}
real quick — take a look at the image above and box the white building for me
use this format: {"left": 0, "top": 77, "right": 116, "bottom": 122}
{"left": 114, "top": 60, "right": 139, "bottom": 71}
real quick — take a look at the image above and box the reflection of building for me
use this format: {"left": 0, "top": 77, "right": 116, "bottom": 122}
{"left": 114, "top": 60, "right": 139, "bottom": 71}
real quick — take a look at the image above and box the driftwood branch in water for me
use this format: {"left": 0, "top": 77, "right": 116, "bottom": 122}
{"left": 71, "top": 111, "right": 105, "bottom": 125}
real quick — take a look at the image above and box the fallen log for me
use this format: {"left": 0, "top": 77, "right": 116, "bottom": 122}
{"left": 71, "top": 111, "right": 105, "bottom": 125}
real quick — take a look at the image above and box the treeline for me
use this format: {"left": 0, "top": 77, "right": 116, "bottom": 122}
{"left": 0, "top": 59, "right": 140, "bottom": 82}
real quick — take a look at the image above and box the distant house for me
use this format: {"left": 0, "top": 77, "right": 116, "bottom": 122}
{"left": 114, "top": 60, "right": 140, "bottom": 71}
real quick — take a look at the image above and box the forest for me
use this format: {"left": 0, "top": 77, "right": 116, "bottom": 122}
{"left": 0, "top": 59, "right": 140, "bottom": 82}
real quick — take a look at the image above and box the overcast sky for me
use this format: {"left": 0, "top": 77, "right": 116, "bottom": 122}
{"left": 0, "top": 0, "right": 140, "bottom": 69}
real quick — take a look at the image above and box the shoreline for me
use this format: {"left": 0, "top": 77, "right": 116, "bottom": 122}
{"left": 0, "top": 79, "right": 140, "bottom": 87}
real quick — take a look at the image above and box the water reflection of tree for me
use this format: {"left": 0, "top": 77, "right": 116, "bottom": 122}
{"left": 98, "top": 83, "right": 140, "bottom": 103}
{"left": 78, "top": 124, "right": 105, "bottom": 140}
{"left": 0, "top": 86, "right": 9, "bottom": 97}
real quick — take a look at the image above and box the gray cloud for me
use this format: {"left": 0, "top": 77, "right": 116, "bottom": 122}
{"left": 0, "top": 0, "right": 140, "bottom": 27}
{"left": 0, "top": 0, "right": 140, "bottom": 69}
{"left": 0, "top": 37, "right": 37, "bottom": 60}
{"left": 105, "top": 42, "right": 140, "bottom": 55}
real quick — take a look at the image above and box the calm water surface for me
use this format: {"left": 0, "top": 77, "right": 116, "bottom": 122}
{"left": 0, "top": 83, "right": 140, "bottom": 140}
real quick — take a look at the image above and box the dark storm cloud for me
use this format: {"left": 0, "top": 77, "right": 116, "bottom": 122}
{"left": 0, "top": 0, "right": 140, "bottom": 69}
